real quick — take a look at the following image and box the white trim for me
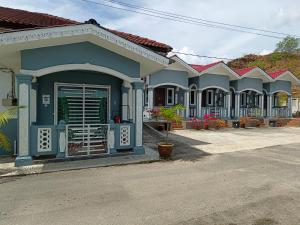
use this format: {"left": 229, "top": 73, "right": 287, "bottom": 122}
{"left": 189, "top": 84, "right": 197, "bottom": 90}
{"left": 169, "top": 55, "right": 200, "bottom": 77}
{"left": 199, "top": 62, "right": 240, "bottom": 80}
{"left": 239, "top": 88, "right": 263, "bottom": 95}
{"left": 200, "top": 86, "right": 229, "bottom": 92}
{"left": 148, "top": 82, "right": 188, "bottom": 90}
{"left": 0, "top": 24, "right": 169, "bottom": 66}
{"left": 242, "top": 67, "right": 273, "bottom": 82}
{"left": 21, "top": 63, "right": 142, "bottom": 83}
{"left": 206, "top": 90, "right": 214, "bottom": 106}
{"left": 190, "top": 89, "right": 196, "bottom": 105}
{"left": 269, "top": 90, "right": 291, "bottom": 95}
{"left": 230, "top": 86, "right": 236, "bottom": 93}
{"left": 274, "top": 71, "right": 300, "bottom": 85}
{"left": 166, "top": 88, "right": 175, "bottom": 105}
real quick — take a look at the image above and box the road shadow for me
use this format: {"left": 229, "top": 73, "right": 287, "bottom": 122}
{"left": 143, "top": 125, "right": 210, "bottom": 162}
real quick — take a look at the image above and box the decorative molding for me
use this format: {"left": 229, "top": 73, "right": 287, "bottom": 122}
{"left": 0, "top": 24, "right": 169, "bottom": 66}
{"left": 199, "top": 86, "right": 229, "bottom": 92}
{"left": 148, "top": 82, "right": 188, "bottom": 90}
{"left": 120, "top": 125, "right": 131, "bottom": 146}
{"left": 21, "top": 64, "right": 142, "bottom": 83}
{"left": 37, "top": 128, "right": 52, "bottom": 152}
{"left": 239, "top": 88, "right": 263, "bottom": 95}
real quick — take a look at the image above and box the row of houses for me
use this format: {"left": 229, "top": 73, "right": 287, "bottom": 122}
{"left": 0, "top": 6, "right": 299, "bottom": 166}
{"left": 143, "top": 55, "right": 300, "bottom": 120}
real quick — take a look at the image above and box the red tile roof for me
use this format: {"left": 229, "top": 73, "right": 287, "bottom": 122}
{"left": 0, "top": 6, "right": 172, "bottom": 53}
{"left": 0, "top": 6, "right": 78, "bottom": 28}
{"left": 234, "top": 67, "right": 257, "bottom": 76}
{"left": 268, "top": 69, "right": 289, "bottom": 79}
{"left": 190, "top": 61, "right": 222, "bottom": 72}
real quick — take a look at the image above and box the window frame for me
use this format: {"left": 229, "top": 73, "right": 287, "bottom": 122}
{"left": 206, "top": 90, "right": 214, "bottom": 106}
{"left": 166, "top": 88, "right": 175, "bottom": 106}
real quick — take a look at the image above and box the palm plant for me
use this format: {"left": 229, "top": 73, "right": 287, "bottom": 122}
{"left": 159, "top": 104, "right": 185, "bottom": 144}
{"left": 0, "top": 107, "right": 19, "bottom": 152}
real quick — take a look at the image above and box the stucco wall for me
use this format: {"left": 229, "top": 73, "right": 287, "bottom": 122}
{"left": 263, "top": 80, "right": 291, "bottom": 94}
{"left": 231, "top": 78, "right": 263, "bottom": 93}
{"left": 36, "top": 71, "right": 123, "bottom": 125}
{"left": 198, "top": 74, "right": 229, "bottom": 91}
{"left": 149, "top": 69, "right": 188, "bottom": 89}
{"left": 21, "top": 42, "right": 140, "bottom": 78}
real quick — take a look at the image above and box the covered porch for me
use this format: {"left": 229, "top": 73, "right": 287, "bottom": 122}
{"left": 0, "top": 23, "right": 169, "bottom": 166}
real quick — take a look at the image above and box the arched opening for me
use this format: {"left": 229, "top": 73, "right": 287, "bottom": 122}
{"left": 239, "top": 89, "right": 262, "bottom": 117}
{"left": 201, "top": 87, "right": 227, "bottom": 118}
{"left": 272, "top": 91, "right": 290, "bottom": 117}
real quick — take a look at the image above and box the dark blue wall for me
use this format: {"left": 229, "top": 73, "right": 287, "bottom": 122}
{"left": 21, "top": 42, "right": 140, "bottom": 78}
{"left": 36, "top": 71, "right": 123, "bottom": 125}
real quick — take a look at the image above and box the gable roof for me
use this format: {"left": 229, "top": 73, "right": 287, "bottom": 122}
{"left": 268, "top": 69, "right": 289, "bottom": 79}
{"left": 0, "top": 6, "right": 172, "bottom": 54}
{"left": 190, "top": 61, "right": 222, "bottom": 72}
{"left": 234, "top": 67, "right": 257, "bottom": 76}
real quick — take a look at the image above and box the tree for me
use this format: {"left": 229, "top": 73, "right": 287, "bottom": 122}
{"left": 275, "top": 36, "right": 300, "bottom": 53}
{"left": 0, "top": 107, "right": 19, "bottom": 152}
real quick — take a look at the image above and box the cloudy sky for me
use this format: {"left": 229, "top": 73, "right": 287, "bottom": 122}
{"left": 1, "top": 0, "right": 300, "bottom": 64}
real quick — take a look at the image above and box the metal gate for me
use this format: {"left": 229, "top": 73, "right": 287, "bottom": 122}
{"left": 66, "top": 124, "right": 109, "bottom": 157}
{"left": 55, "top": 83, "right": 110, "bottom": 157}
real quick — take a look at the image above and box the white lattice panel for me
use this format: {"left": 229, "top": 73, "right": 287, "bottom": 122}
{"left": 37, "top": 128, "right": 52, "bottom": 152}
{"left": 120, "top": 125, "right": 130, "bottom": 146}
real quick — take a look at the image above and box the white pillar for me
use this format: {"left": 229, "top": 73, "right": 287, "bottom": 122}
{"left": 121, "top": 86, "right": 129, "bottom": 121}
{"left": 132, "top": 82, "right": 144, "bottom": 154}
{"left": 184, "top": 90, "right": 189, "bottom": 118}
{"left": 235, "top": 92, "right": 240, "bottom": 118}
{"left": 227, "top": 92, "right": 231, "bottom": 119}
{"left": 288, "top": 95, "right": 292, "bottom": 117}
{"left": 148, "top": 87, "right": 154, "bottom": 110}
{"left": 175, "top": 88, "right": 179, "bottom": 105}
{"left": 197, "top": 90, "right": 202, "bottom": 118}
{"left": 259, "top": 94, "right": 264, "bottom": 117}
{"left": 15, "top": 74, "right": 33, "bottom": 167}
{"left": 267, "top": 94, "right": 273, "bottom": 117}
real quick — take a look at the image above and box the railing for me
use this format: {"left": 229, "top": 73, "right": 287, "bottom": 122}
{"left": 66, "top": 124, "right": 109, "bottom": 157}
{"left": 271, "top": 107, "right": 291, "bottom": 118}
{"left": 189, "top": 107, "right": 197, "bottom": 118}
{"left": 239, "top": 108, "right": 261, "bottom": 118}
{"left": 201, "top": 107, "right": 228, "bottom": 118}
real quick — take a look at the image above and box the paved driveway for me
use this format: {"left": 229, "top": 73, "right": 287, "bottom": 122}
{"left": 171, "top": 127, "right": 300, "bottom": 154}
{"left": 1, "top": 143, "right": 300, "bottom": 225}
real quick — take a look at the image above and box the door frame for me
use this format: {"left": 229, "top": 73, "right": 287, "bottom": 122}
{"left": 54, "top": 82, "right": 111, "bottom": 125}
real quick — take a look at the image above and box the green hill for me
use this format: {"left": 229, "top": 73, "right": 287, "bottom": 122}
{"left": 228, "top": 52, "right": 300, "bottom": 97}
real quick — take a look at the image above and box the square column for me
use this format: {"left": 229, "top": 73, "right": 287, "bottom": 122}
{"left": 197, "top": 90, "right": 202, "bottom": 118}
{"left": 259, "top": 94, "right": 264, "bottom": 117}
{"left": 147, "top": 87, "right": 154, "bottom": 110}
{"left": 131, "top": 81, "right": 145, "bottom": 155}
{"left": 184, "top": 90, "right": 190, "bottom": 119}
{"left": 15, "top": 74, "right": 33, "bottom": 167}
{"left": 121, "top": 86, "right": 130, "bottom": 121}
{"left": 288, "top": 95, "right": 292, "bottom": 117}
{"left": 235, "top": 92, "right": 240, "bottom": 118}
{"left": 227, "top": 92, "right": 231, "bottom": 119}
{"left": 267, "top": 94, "right": 273, "bottom": 117}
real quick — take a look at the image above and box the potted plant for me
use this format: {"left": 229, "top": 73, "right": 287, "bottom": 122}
{"left": 157, "top": 104, "right": 185, "bottom": 158}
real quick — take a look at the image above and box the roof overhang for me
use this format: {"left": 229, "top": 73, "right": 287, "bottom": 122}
{"left": 275, "top": 71, "right": 300, "bottom": 85}
{"left": 199, "top": 62, "right": 240, "bottom": 80}
{"left": 168, "top": 55, "right": 199, "bottom": 77}
{"left": 243, "top": 67, "right": 273, "bottom": 83}
{"left": 0, "top": 24, "right": 170, "bottom": 76}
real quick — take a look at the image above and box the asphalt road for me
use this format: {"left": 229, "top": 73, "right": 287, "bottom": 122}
{"left": 1, "top": 143, "right": 300, "bottom": 225}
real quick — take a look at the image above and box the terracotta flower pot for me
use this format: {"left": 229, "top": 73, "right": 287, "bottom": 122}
{"left": 158, "top": 143, "right": 174, "bottom": 158}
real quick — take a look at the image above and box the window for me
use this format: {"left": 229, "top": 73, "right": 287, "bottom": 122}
{"left": 206, "top": 90, "right": 214, "bottom": 106}
{"left": 166, "top": 88, "right": 174, "bottom": 105}
{"left": 190, "top": 89, "right": 196, "bottom": 105}
{"left": 241, "top": 92, "right": 247, "bottom": 107}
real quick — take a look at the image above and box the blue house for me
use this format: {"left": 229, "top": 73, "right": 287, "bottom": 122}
{"left": 0, "top": 7, "right": 299, "bottom": 166}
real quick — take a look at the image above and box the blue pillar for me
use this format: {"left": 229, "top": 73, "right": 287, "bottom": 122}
{"left": 15, "top": 74, "right": 33, "bottom": 167}
{"left": 131, "top": 81, "right": 145, "bottom": 155}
